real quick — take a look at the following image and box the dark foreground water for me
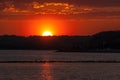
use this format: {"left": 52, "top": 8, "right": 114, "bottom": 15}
{"left": 0, "top": 50, "right": 120, "bottom": 80}
{"left": 0, "top": 63, "right": 120, "bottom": 80}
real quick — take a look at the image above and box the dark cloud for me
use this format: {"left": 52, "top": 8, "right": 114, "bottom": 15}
{"left": 0, "top": 0, "right": 120, "bottom": 7}
{"left": 0, "top": 0, "right": 120, "bottom": 20}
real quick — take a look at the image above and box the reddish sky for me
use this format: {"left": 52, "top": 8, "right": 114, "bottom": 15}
{"left": 0, "top": 0, "right": 120, "bottom": 36}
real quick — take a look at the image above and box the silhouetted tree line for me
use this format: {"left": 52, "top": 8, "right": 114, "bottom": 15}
{"left": 92, "top": 31, "right": 120, "bottom": 50}
{"left": 0, "top": 31, "right": 120, "bottom": 51}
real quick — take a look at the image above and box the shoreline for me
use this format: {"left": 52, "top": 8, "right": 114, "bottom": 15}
{"left": 0, "top": 49, "right": 120, "bottom": 53}
{"left": 0, "top": 61, "right": 120, "bottom": 63}
{"left": 57, "top": 49, "right": 120, "bottom": 53}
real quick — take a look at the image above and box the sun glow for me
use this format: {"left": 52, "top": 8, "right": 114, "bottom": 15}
{"left": 35, "top": 17, "right": 64, "bottom": 36}
{"left": 42, "top": 31, "right": 53, "bottom": 36}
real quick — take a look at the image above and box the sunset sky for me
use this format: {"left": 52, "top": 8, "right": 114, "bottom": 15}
{"left": 0, "top": 0, "right": 120, "bottom": 36}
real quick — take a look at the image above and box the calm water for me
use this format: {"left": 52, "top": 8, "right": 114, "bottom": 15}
{"left": 0, "top": 50, "right": 120, "bottom": 61}
{"left": 0, "top": 50, "right": 120, "bottom": 80}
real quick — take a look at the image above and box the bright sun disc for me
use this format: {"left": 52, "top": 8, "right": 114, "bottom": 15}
{"left": 42, "top": 31, "right": 53, "bottom": 36}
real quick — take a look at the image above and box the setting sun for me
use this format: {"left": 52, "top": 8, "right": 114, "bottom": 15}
{"left": 42, "top": 31, "right": 53, "bottom": 36}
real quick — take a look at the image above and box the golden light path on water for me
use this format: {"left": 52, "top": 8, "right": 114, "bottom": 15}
{"left": 40, "top": 54, "right": 53, "bottom": 80}
{"left": 41, "top": 63, "right": 53, "bottom": 80}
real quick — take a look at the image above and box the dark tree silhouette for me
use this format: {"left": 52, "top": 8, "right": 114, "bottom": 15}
{"left": 0, "top": 31, "right": 120, "bottom": 52}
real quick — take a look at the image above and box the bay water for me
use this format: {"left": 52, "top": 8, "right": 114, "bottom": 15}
{"left": 0, "top": 50, "right": 120, "bottom": 80}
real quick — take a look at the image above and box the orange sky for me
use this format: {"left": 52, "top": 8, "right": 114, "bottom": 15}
{"left": 0, "top": 0, "right": 120, "bottom": 36}
{"left": 0, "top": 17, "right": 120, "bottom": 36}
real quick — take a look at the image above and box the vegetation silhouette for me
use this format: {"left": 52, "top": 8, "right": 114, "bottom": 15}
{"left": 0, "top": 31, "right": 120, "bottom": 52}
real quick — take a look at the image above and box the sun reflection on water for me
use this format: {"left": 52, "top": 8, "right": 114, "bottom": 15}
{"left": 41, "top": 63, "right": 53, "bottom": 80}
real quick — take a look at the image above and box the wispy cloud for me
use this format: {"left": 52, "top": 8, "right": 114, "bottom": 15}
{"left": 0, "top": 2, "right": 93, "bottom": 14}
{"left": 0, "top": 0, "right": 120, "bottom": 19}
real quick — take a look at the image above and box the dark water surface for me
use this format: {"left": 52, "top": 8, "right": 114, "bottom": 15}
{"left": 0, "top": 63, "right": 120, "bottom": 80}
{"left": 0, "top": 50, "right": 120, "bottom": 80}
{"left": 0, "top": 50, "right": 120, "bottom": 61}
